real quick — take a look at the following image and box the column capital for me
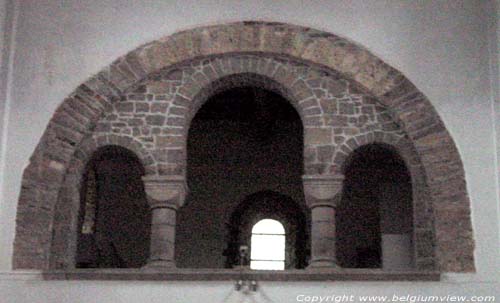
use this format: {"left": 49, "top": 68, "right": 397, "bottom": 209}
{"left": 142, "top": 175, "right": 188, "bottom": 210}
{"left": 302, "top": 174, "right": 344, "bottom": 208}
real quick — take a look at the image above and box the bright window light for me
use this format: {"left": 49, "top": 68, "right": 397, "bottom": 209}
{"left": 250, "top": 219, "right": 285, "bottom": 270}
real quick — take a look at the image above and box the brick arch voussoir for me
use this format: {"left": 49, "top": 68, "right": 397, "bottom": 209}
{"left": 22, "top": 80, "right": 122, "bottom": 183}
{"left": 115, "top": 22, "right": 403, "bottom": 100}
{"left": 78, "top": 134, "right": 155, "bottom": 174}
{"left": 336, "top": 131, "right": 417, "bottom": 174}
{"left": 12, "top": 99, "right": 113, "bottom": 270}
{"left": 172, "top": 59, "right": 314, "bottom": 137}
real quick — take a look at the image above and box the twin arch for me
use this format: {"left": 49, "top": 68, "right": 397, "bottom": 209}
{"left": 13, "top": 21, "right": 473, "bottom": 272}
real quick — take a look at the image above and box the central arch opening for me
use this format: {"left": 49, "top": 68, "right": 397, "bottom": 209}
{"left": 176, "top": 85, "right": 306, "bottom": 269}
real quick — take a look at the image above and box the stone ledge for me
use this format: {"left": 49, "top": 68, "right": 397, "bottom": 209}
{"left": 42, "top": 269, "right": 440, "bottom": 281}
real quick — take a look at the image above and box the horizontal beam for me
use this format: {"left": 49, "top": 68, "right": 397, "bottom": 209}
{"left": 42, "top": 268, "right": 440, "bottom": 281}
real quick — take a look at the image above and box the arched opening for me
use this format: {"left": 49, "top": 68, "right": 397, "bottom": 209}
{"left": 336, "top": 144, "right": 413, "bottom": 269}
{"left": 226, "top": 191, "right": 308, "bottom": 269}
{"left": 176, "top": 86, "right": 305, "bottom": 268}
{"left": 75, "top": 145, "right": 151, "bottom": 268}
{"left": 250, "top": 219, "right": 285, "bottom": 270}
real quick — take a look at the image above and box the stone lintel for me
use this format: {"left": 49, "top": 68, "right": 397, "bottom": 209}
{"left": 43, "top": 268, "right": 441, "bottom": 281}
{"left": 143, "top": 260, "right": 176, "bottom": 269}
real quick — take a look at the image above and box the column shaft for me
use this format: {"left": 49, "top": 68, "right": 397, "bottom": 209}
{"left": 303, "top": 174, "right": 344, "bottom": 269}
{"left": 148, "top": 207, "right": 177, "bottom": 267}
{"left": 310, "top": 205, "right": 336, "bottom": 267}
{"left": 142, "top": 175, "right": 186, "bottom": 269}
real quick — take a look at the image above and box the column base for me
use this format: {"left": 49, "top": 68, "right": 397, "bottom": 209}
{"left": 307, "top": 259, "right": 337, "bottom": 269}
{"left": 233, "top": 265, "right": 251, "bottom": 271}
{"left": 143, "top": 259, "right": 176, "bottom": 269}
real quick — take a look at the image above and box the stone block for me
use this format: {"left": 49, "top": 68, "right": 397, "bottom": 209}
{"left": 304, "top": 107, "right": 322, "bottom": 116}
{"left": 304, "top": 147, "right": 317, "bottom": 163}
{"left": 304, "top": 116, "right": 322, "bottom": 126}
{"left": 95, "top": 123, "right": 111, "bottom": 132}
{"left": 144, "top": 40, "right": 178, "bottom": 72}
{"left": 108, "top": 63, "right": 135, "bottom": 92}
{"left": 172, "top": 30, "right": 201, "bottom": 60}
{"left": 158, "top": 164, "right": 185, "bottom": 175}
{"left": 169, "top": 106, "right": 188, "bottom": 116}
{"left": 301, "top": 38, "right": 343, "bottom": 72}
{"left": 167, "top": 149, "right": 185, "bottom": 163}
{"left": 292, "top": 80, "right": 314, "bottom": 101}
{"left": 200, "top": 26, "right": 239, "bottom": 56}
{"left": 152, "top": 94, "right": 167, "bottom": 101}
{"left": 156, "top": 135, "right": 183, "bottom": 148}
{"left": 238, "top": 24, "right": 261, "bottom": 51}
{"left": 146, "top": 115, "right": 166, "bottom": 126}
{"left": 339, "top": 103, "right": 355, "bottom": 115}
{"left": 115, "top": 102, "right": 134, "bottom": 113}
{"left": 324, "top": 79, "right": 347, "bottom": 96}
{"left": 324, "top": 115, "right": 348, "bottom": 127}
{"left": 135, "top": 103, "right": 150, "bottom": 113}
{"left": 167, "top": 117, "right": 185, "bottom": 127}
{"left": 305, "top": 128, "right": 333, "bottom": 145}
{"left": 148, "top": 81, "right": 172, "bottom": 94}
{"left": 124, "top": 52, "right": 147, "bottom": 79}
{"left": 317, "top": 145, "right": 335, "bottom": 163}
{"left": 299, "top": 97, "right": 318, "bottom": 109}
{"left": 320, "top": 98, "right": 337, "bottom": 114}
{"left": 151, "top": 103, "right": 169, "bottom": 113}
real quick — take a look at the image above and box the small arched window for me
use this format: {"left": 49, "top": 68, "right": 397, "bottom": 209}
{"left": 250, "top": 219, "right": 285, "bottom": 270}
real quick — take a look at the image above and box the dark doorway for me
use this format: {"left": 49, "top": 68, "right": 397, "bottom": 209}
{"left": 177, "top": 85, "right": 306, "bottom": 268}
{"left": 226, "top": 190, "right": 308, "bottom": 269}
{"left": 336, "top": 144, "right": 413, "bottom": 269}
{"left": 76, "top": 146, "right": 150, "bottom": 268}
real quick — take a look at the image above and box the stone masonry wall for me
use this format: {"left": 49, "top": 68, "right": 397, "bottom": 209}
{"left": 49, "top": 54, "right": 434, "bottom": 270}
{"left": 94, "top": 54, "right": 406, "bottom": 176}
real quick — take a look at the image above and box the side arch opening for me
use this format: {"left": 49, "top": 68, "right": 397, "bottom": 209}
{"left": 75, "top": 145, "right": 151, "bottom": 268}
{"left": 337, "top": 143, "right": 414, "bottom": 270}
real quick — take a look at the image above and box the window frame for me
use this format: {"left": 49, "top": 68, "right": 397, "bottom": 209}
{"left": 250, "top": 219, "right": 287, "bottom": 270}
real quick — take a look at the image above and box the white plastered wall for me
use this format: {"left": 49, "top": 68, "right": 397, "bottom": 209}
{"left": 0, "top": 0, "right": 14, "bottom": 209}
{"left": 0, "top": 1, "right": 498, "bottom": 301}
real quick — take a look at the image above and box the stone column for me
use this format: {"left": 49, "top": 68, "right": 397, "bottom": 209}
{"left": 142, "top": 175, "right": 187, "bottom": 268}
{"left": 303, "top": 174, "right": 344, "bottom": 268}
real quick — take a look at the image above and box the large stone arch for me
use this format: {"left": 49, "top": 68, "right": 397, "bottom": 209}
{"left": 13, "top": 21, "right": 473, "bottom": 272}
